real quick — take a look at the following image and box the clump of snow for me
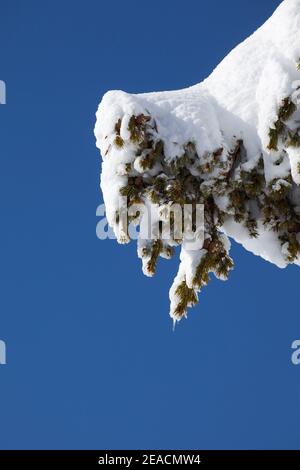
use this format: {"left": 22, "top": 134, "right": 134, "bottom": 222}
{"left": 95, "top": 0, "right": 300, "bottom": 322}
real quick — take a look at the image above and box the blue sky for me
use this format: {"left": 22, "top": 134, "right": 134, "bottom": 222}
{"left": 0, "top": 0, "right": 300, "bottom": 450}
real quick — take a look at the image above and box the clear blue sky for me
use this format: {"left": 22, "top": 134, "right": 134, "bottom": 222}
{"left": 0, "top": 0, "right": 299, "bottom": 450}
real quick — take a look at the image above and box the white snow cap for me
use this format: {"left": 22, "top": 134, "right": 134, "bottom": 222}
{"left": 95, "top": 0, "right": 300, "bottom": 322}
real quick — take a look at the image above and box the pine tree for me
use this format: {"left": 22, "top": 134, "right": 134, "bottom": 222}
{"left": 95, "top": 0, "right": 300, "bottom": 323}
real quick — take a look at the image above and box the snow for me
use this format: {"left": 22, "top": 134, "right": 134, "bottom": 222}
{"left": 95, "top": 0, "right": 300, "bottom": 321}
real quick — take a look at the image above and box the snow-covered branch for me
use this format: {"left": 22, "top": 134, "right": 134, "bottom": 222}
{"left": 95, "top": 0, "right": 300, "bottom": 322}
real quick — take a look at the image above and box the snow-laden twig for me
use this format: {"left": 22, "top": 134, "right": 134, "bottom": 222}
{"left": 95, "top": 0, "right": 300, "bottom": 322}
